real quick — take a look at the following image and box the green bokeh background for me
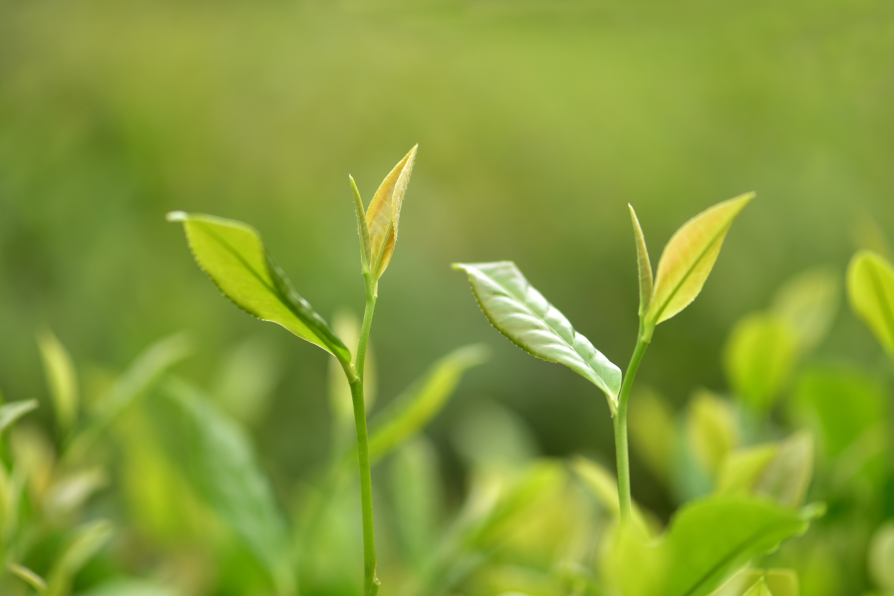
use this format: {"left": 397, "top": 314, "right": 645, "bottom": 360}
{"left": 2, "top": 0, "right": 893, "bottom": 514}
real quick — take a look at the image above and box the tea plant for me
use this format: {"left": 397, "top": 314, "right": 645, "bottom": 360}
{"left": 455, "top": 195, "right": 824, "bottom": 596}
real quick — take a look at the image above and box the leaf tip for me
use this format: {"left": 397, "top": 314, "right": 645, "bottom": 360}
{"left": 166, "top": 211, "right": 188, "bottom": 223}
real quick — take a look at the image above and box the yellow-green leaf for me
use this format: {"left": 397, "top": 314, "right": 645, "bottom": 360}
{"left": 37, "top": 330, "right": 79, "bottom": 436}
{"left": 167, "top": 212, "right": 350, "bottom": 365}
{"left": 771, "top": 267, "right": 839, "bottom": 354}
{"left": 723, "top": 313, "right": 798, "bottom": 410}
{"left": 366, "top": 145, "right": 417, "bottom": 282}
{"left": 47, "top": 520, "right": 114, "bottom": 596}
{"left": 8, "top": 563, "right": 47, "bottom": 593}
{"left": 686, "top": 390, "right": 739, "bottom": 476}
{"left": 571, "top": 456, "right": 653, "bottom": 537}
{"left": 869, "top": 521, "right": 894, "bottom": 591}
{"left": 0, "top": 399, "right": 38, "bottom": 436}
{"left": 629, "top": 204, "right": 654, "bottom": 317}
{"left": 646, "top": 193, "right": 753, "bottom": 326}
{"left": 847, "top": 250, "right": 894, "bottom": 357}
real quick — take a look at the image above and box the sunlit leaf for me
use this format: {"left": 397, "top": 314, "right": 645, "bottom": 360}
{"left": 847, "top": 250, "right": 894, "bottom": 357}
{"left": 763, "top": 569, "right": 799, "bottom": 596}
{"left": 711, "top": 568, "right": 799, "bottom": 596}
{"left": 742, "top": 579, "right": 772, "bottom": 596}
{"left": 45, "top": 468, "right": 108, "bottom": 518}
{"left": 869, "top": 521, "right": 894, "bottom": 591}
{"left": 716, "top": 444, "right": 779, "bottom": 496}
{"left": 629, "top": 388, "right": 676, "bottom": 484}
{"left": 368, "top": 344, "right": 488, "bottom": 463}
{"left": 162, "top": 378, "right": 293, "bottom": 596}
{"left": 67, "top": 333, "right": 191, "bottom": 460}
{"left": 350, "top": 175, "right": 373, "bottom": 275}
{"left": 454, "top": 261, "right": 622, "bottom": 411}
{"left": 771, "top": 267, "right": 839, "bottom": 353}
{"left": 629, "top": 204, "right": 654, "bottom": 317}
{"left": 685, "top": 390, "right": 739, "bottom": 476}
{"left": 646, "top": 193, "right": 753, "bottom": 326}
{"left": 37, "top": 330, "right": 79, "bottom": 436}
{"left": 0, "top": 399, "right": 38, "bottom": 435}
{"left": 366, "top": 146, "right": 417, "bottom": 282}
{"left": 753, "top": 431, "right": 813, "bottom": 509}
{"left": 723, "top": 313, "right": 798, "bottom": 410}
{"left": 7, "top": 563, "right": 47, "bottom": 593}
{"left": 167, "top": 211, "right": 351, "bottom": 365}
{"left": 47, "top": 519, "right": 114, "bottom": 596}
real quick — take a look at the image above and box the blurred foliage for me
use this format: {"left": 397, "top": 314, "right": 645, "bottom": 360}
{"left": 2, "top": 0, "right": 894, "bottom": 594}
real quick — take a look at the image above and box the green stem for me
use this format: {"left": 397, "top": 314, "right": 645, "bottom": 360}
{"left": 614, "top": 324, "right": 652, "bottom": 524}
{"left": 348, "top": 277, "right": 379, "bottom": 596}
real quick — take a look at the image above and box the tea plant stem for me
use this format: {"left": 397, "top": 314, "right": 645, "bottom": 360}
{"left": 614, "top": 328, "right": 651, "bottom": 524}
{"left": 349, "top": 276, "right": 379, "bottom": 596}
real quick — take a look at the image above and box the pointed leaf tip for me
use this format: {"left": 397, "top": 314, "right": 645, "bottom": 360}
{"left": 366, "top": 146, "right": 418, "bottom": 281}
{"left": 628, "top": 204, "right": 653, "bottom": 318}
{"left": 166, "top": 211, "right": 187, "bottom": 222}
{"left": 646, "top": 193, "right": 753, "bottom": 326}
{"left": 847, "top": 250, "right": 894, "bottom": 357}
{"left": 455, "top": 261, "right": 622, "bottom": 410}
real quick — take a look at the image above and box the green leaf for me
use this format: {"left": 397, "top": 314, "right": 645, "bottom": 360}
{"left": 868, "top": 521, "right": 894, "bottom": 591}
{"left": 753, "top": 432, "right": 813, "bottom": 509}
{"left": 0, "top": 400, "right": 38, "bottom": 435}
{"left": 723, "top": 313, "right": 798, "bottom": 411}
{"left": 602, "top": 496, "right": 811, "bottom": 596}
{"left": 162, "top": 378, "right": 293, "bottom": 596}
{"left": 646, "top": 193, "right": 753, "bottom": 326}
{"left": 571, "top": 456, "right": 652, "bottom": 537}
{"left": 742, "top": 579, "right": 772, "bottom": 596}
{"left": 771, "top": 267, "right": 840, "bottom": 354}
{"left": 47, "top": 520, "right": 114, "bottom": 596}
{"left": 763, "top": 569, "right": 799, "bottom": 596}
{"left": 67, "top": 333, "right": 191, "bottom": 460}
{"left": 389, "top": 437, "right": 442, "bottom": 570}
{"left": 453, "top": 261, "right": 622, "bottom": 411}
{"left": 685, "top": 390, "right": 739, "bottom": 476}
{"left": 629, "top": 204, "right": 654, "bottom": 317}
{"left": 37, "top": 330, "right": 78, "bottom": 436}
{"left": 8, "top": 563, "right": 48, "bottom": 593}
{"left": 847, "top": 250, "right": 894, "bottom": 357}
{"left": 629, "top": 387, "right": 676, "bottom": 484}
{"left": 366, "top": 145, "right": 417, "bottom": 282}
{"left": 716, "top": 444, "right": 779, "bottom": 496}
{"left": 76, "top": 579, "right": 179, "bottom": 596}
{"left": 368, "top": 344, "right": 488, "bottom": 463}
{"left": 350, "top": 175, "right": 373, "bottom": 276}
{"left": 167, "top": 211, "right": 351, "bottom": 367}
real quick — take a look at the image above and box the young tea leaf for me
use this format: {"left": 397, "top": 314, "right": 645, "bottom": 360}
{"left": 37, "top": 330, "right": 79, "bottom": 436}
{"left": 167, "top": 212, "right": 351, "bottom": 367}
{"left": 0, "top": 400, "right": 38, "bottom": 436}
{"left": 847, "top": 250, "right": 894, "bottom": 357}
{"left": 350, "top": 175, "right": 373, "bottom": 275}
{"left": 723, "top": 313, "right": 798, "bottom": 411}
{"left": 368, "top": 344, "right": 488, "bottom": 463}
{"left": 366, "top": 145, "right": 417, "bottom": 282}
{"left": 646, "top": 193, "right": 753, "bottom": 326}
{"left": 629, "top": 204, "right": 654, "bottom": 317}
{"left": 454, "top": 261, "right": 622, "bottom": 411}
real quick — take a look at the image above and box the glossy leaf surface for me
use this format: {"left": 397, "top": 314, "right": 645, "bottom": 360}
{"left": 723, "top": 313, "right": 798, "bottom": 410}
{"left": 37, "top": 330, "right": 78, "bottom": 435}
{"left": 366, "top": 145, "right": 417, "bottom": 281}
{"left": 646, "top": 193, "right": 753, "bottom": 325}
{"left": 847, "top": 250, "right": 894, "bottom": 356}
{"left": 163, "top": 378, "right": 293, "bottom": 595}
{"left": 0, "top": 399, "right": 38, "bottom": 435}
{"left": 168, "top": 212, "right": 350, "bottom": 364}
{"left": 454, "top": 261, "right": 621, "bottom": 409}
{"left": 368, "top": 344, "right": 488, "bottom": 463}
{"left": 629, "top": 204, "right": 654, "bottom": 316}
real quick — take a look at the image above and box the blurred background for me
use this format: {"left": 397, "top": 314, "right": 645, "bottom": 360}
{"left": 2, "top": 0, "right": 894, "bottom": 590}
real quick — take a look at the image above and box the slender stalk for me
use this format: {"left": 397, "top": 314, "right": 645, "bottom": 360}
{"left": 614, "top": 324, "right": 652, "bottom": 524}
{"left": 347, "top": 275, "right": 380, "bottom": 596}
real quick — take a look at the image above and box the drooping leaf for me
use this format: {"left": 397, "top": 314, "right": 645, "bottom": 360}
{"left": 454, "top": 261, "right": 622, "bottom": 411}
{"left": 771, "top": 267, "right": 839, "bottom": 354}
{"left": 8, "top": 563, "right": 48, "bottom": 593}
{"left": 723, "top": 313, "right": 798, "bottom": 411}
{"left": 167, "top": 211, "right": 351, "bottom": 365}
{"left": 0, "top": 399, "right": 38, "bottom": 435}
{"left": 162, "top": 378, "right": 293, "bottom": 596}
{"left": 685, "top": 390, "right": 739, "bottom": 476}
{"left": 67, "top": 333, "right": 191, "bottom": 460}
{"left": 645, "top": 193, "right": 753, "bottom": 326}
{"left": 629, "top": 204, "right": 654, "bottom": 317}
{"left": 868, "top": 521, "right": 894, "bottom": 591}
{"left": 368, "top": 344, "right": 488, "bottom": 463}
{"left": 366, "top": 145, "right": 417, "bottom": 282}
{"left": 37, "top": 330, "right": 78, "bottom": 436}
{"left": 847, "top": 250, "right": 894, "bottom": 357}
{"left": 47, "top": 520, "right": 114, "bottom": 596}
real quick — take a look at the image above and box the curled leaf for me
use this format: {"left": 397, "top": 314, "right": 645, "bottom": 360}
{"left": 847, "top": 250, "right": 894, "bottom": 357}
{"left": 629, "top": 205, "right": 653, "bottom": 317}
{"left": 454, "top": 261, "right": 621, "bottom": 411}
{"left": 646, "top": 193, "right": 753, "bottom": 326}
{"left": 168, "top": 212, "right": 351, "bottom": 367}
{"left": 366, "top": 145, "right": 417, "bottom": 282}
